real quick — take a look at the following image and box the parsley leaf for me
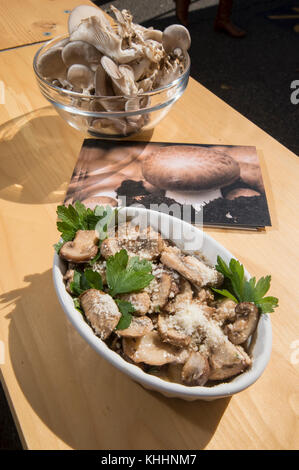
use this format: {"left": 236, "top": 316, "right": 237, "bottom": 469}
{"left": 115, "top": 299, "right": 136, "bottom": 330}
{"left": 106, "top": 249, "right": 154, "bottom": 297}
{"left": 54, "top": 241, "right": 64, "bottom": 254}
{"left": 212, "top": 288, "right": 238, "bottom": 303}
{"left": 73, "top": 298, "right": 83, "bottom": 314}
{"left": 56, "top": 202, "right": 118, "bottom": 243}
{"left": 213, "top": 256, "right": 278, "bottom": 314}
{"left": 70, "top": 269, "right": 103, "bottom": 296}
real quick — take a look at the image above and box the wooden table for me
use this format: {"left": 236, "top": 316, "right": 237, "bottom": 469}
{"left": 0, "top": 0, "right": 94, "bottom": 50}
{"left": 0, "top": 23, "right": 299, "bottom": 450}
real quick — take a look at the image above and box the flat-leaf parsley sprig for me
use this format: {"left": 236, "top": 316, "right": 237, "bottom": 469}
{"left": 212, "top": 256, "right": 279, "bottom": 314}
{"left": 68, "top": 249, "right": 154, "bottom": 330}
{"left": 54, "top": 201, "right": 118, "bottom": 253}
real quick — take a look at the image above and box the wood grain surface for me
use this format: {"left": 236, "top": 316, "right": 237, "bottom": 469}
{"left": 0, "top": 0, "right": 94, "bottom": 50}
{"left": 0, "top": 42, "right": 298, "bottom": 450}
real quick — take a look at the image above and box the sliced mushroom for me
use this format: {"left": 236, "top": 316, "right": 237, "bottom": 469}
{"left": 122, "top": 331, "right": 189, "bottom": 366}
{"left": 116, "top": 315, "right": 153, "bottom": 337}
{"left": 209, "top": 342, "right": 251, "bottom": 381}
{"left": 162, "top": 24, "right": 191, "bottom": 56}
{"left": 62, "top": 40, "right": 102, "bottom": 70}
{"left": 91, "top": 260, "right": 107, "bottom": 285}
{"left": 100, "top": 225, "right": 165, "bottom": 261}
{"left": 80, "top": 289, "right": 121, "bottom": 340}
{"left": 59, "top": 230, "right": 99, "bottom": 263}
{"left": 224, "top": 302, "right": 259, "bottom": 345}
{"left": 161, "top": 296, "right": 251, "bottom": 380}
{"left": 158, "top": 313, "right": 191, "bottom": 348}
{"left": 100, "top": 237, "right": 120, "bottom": 259}
{"left": 161, "top": 246, "right": 223, "bottom": 288}
{"left": 63, "top": 268, "right": 74, "bottom": 294}
{"left": 118, "top": 292, "right": 151, "bottom": 315}
{"left": 67, "top": 64, "right": 94, "bottom": 92}
{"left": 213, "top": 299, "right": 237, "bottom": 324}
{"left": 164, "top": 279, "right": 193, "bottom": 314}
{"left": 196, "top": 287, "right": 215, "bottom": 306}
{"left": 151, "top": 272, "right": 177, "bottom": 311}
{"left": 181, "top": 352, "right": 210, "bottom": 386}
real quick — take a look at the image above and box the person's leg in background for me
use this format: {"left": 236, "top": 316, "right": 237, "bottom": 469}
{"left": 174, "top": 0, "right": 246, "bottom": 37}
{"left": 214, "top": 0, "right": 246, "bottom": 37}
{"left": 174, "top": 0, "right": 190, "bottom": 27}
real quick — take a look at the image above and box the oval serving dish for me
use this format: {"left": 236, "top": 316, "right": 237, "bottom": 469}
{"left": 53, "top": 207, "right": 272, "bottom": 401}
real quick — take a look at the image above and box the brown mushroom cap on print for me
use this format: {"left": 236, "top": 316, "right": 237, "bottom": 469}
{"left": 142, "top": 146, "right": 240, "bottom": 191}
{"left": 81, "top": 196, "right": 118, "bottom": 209}
{"left": 211, "top": 145, "right": 259, "bottom": 166}
{"left": 226, "top": 188, "right": 261, "bottom": 200}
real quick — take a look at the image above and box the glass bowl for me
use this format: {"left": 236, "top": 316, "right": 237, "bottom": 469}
{"left": 33, "top": 35, "right": 190, "bottom": 138}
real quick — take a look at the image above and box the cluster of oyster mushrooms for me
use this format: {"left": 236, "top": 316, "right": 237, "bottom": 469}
{"left": 36, "top": 4, "right": 191, "bottom": 135}
{"left": 60, "top": 221, "right": 259, "bottom": 387}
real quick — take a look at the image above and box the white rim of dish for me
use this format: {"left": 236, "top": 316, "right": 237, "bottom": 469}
{"left": 52, "top": 207, "right": 272, "bottom": 399}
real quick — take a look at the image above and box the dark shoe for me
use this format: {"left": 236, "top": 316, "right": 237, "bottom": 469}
{"left": 214, "top": 19, "right": 247, "bottom": 38}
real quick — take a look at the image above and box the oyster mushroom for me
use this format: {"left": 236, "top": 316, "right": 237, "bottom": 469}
{"left": 68, "top": 4, "right": 113, "bottom": 35}
{"left": 67, "top": 64, "right": 94, "bottom": 93}
{"left": 143, "top": 29, "right": 163, "bottom": 43}
{"left": 162, "top": 24, "right": 191, "bottom": 56}
{"left": 122, "top": 331, "right": 189, "bottom": 366}
{"left": 154, "top": 61, "right": 183, "bottom": 87}
{"left": 80, "top": 289, "right": 121, "bottom": 340}
{"left": 94, "top": 62, "right": 113, "bottom": 97}
{"left": 70, "top": 16, "right": 141, "bottom": 64}
{"left": 101, "top": 56, "right": 138, "bottom": 96}
{"left": 161, "top": 246, "right": 223, "bottom": 289}
{"left": 130, "top": 57, "right": 152, "bottom": 81}
{"left": 62, "top": 40, "right": 102, "bottom": 71}
{"left": 224, "top": 302, "right": 259, "bottom": 345}
{"left": 36, "top": 46, "right": 67, "bottom": 81}
{"left": 110, "top": 5, "right": 134, "bottom": 38}
{"left": 59, "top": 230, "right": 99, "bottom": 263}
{"left": 94, "top": 63, "right": 125, "bottom": 114}
{"left": 181, "top": 352, "right": 210, "bottom": 386}
{"left": 116, "top": 316, "right": 153, "bottom": 337}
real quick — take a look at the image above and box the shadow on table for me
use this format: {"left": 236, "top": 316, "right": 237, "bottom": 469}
{"left": 0, "top": 107, "right": 79, "bottom": 204}
{"left": 2, "top": 269, "right": 230, "bottom": 449}
{"left": 0, "top": 107, "right": 153, "bottom": 205}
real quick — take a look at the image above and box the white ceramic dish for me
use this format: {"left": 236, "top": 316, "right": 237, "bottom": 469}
{"left": 52, "top": 207, "right": 272, "bottom": 401}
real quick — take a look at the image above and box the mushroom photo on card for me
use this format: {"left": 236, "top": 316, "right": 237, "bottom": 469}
{"left": 64, "top": 140, "right": 271, "bottom": 229}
